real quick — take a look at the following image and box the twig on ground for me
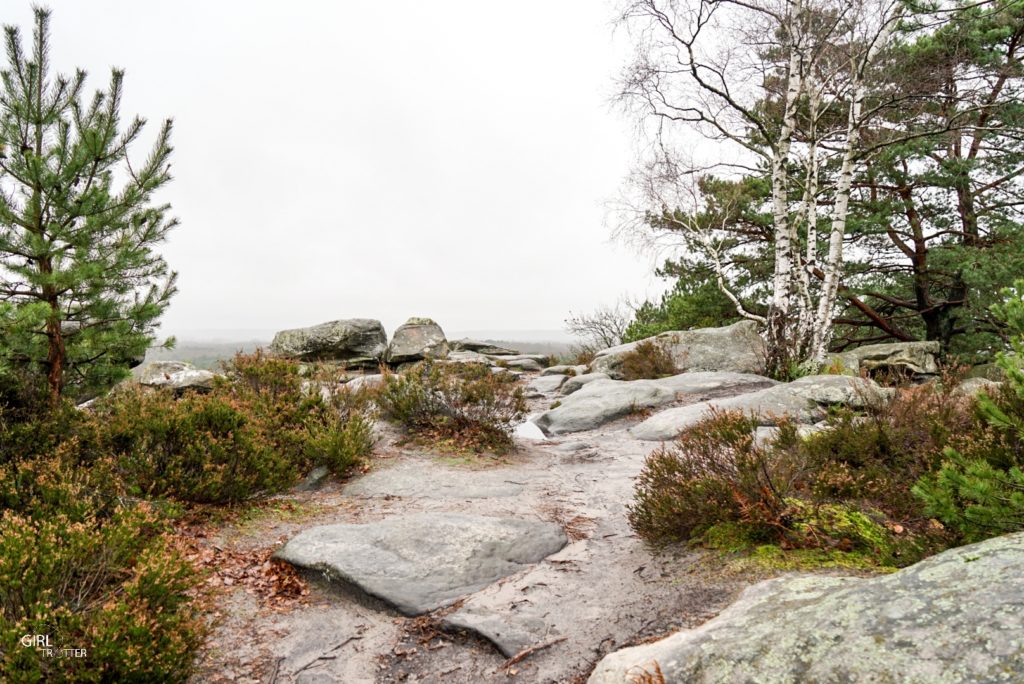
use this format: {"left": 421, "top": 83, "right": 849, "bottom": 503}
{"left": 291, "top": 635, "right": 364, "bottom": 675}
{"left": 502, "top": 636, "right": 568, "bottom": 671}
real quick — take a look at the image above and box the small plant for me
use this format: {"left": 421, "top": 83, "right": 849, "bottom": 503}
{"left": 377, "top": 361, "right": 527, "bottom": 452}
{"left": 618, "top": 340, "right": 678, "bottom": 381}
{"left": 628, "top": 411, "right": 795, "bottom": 545}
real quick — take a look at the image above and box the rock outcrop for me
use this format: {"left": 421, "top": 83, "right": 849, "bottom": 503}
{"left": 386, "top": 317, "right": 449, "bottom": 364}
{"left": 535, "top": 371, "right": 774, "bottom": 435}
{"left": 137, "top": 361, "right": 219, "bottom": 392}
{"left": 270, "top": 319, "right": 387, "bottom": 366}
{"left": 830, "top": 340, "right": 940, "bottom": 378}
{"left": 274, "top": 513, "right": 566, "bottom": 616}
{"left": 590, "top": 321, "right": 765, "bottom": 379}
{"left": 589, "top": 532, "right": 1024, "bottom": 684}
{"left": 632, "top": 374, "right": 889, "bottom": 441}
{"left": 450, "top": 339, "right": 519, "bottom": 356}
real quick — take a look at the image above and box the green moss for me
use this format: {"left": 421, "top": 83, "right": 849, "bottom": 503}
{"left": 787, "top": 499, "right": 894, "bottom": 558}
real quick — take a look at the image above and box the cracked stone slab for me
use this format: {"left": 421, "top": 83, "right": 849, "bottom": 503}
{"left": 275, "top": 513, "right": 567, "bottom": 615}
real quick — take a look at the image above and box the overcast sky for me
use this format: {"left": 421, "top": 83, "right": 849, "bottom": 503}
{"left": 7, "top": 1, "right": 667, "bottom": 341}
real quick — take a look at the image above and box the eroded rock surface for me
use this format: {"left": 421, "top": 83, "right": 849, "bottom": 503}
{"left": 632, "top": 374, "right": 889, "bottom": 441}
{"left": 589, "top": 532, "right": 1024, "bottom": 684}
{"left": 138, "top": 360, "right": 219, "bottom": 392}
{"left": 274, "top": 513, "right": 566, "bottom": 615}
{"left": 270, "top": 318, "right": 387, "bottom": 366}
{"left": 387, "top": 317, "right": 449, "bottom": 364}
{"left": 590, "top": 321, "right": 765, "bottom": 379}
{"left": 831, "top": 340, "right": 940, "bottom": 378}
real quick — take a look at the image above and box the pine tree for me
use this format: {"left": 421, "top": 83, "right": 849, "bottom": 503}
{"left": 0, "top": 8, "right": 177, "bottom": 405}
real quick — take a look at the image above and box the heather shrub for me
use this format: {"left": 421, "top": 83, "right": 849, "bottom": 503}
{"left": 88, "top": 352, "right": 373, "bottom": 504}
{"left": 0, "top": 457, "right": 202, "bottom": 683}
{"left": 618, "top": 340, "right": 678, "bottom": 381}
{"left": 377, "top": 361, "right": 527, "bottom": 452}
{"left": 791, "top": 377, "right": 974, "bottom": 519}
{"left": 628, "top": 411, "right": 797, "bottom": 545}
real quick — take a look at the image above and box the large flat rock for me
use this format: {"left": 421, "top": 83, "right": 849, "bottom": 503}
{"left": 535, "top": 371, "right": 776, "bottom": 436}
{"left": 270, "top": 318, "right": 387, "bottom": 366}
{"left": 343, "top": 462, "right": 526, "bottom": 499}
{"left": 631, "top": 374, "right": 888, "bottom": 441}
{"left": 589, "top": 532, "right": 1024, "bottom": 684}
{"left": 274, "top": 513, "right": 567, "bottom": 615}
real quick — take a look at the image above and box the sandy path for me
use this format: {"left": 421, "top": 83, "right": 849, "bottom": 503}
{"left": 190, "top": 377, "right": 753, "bottom": 684}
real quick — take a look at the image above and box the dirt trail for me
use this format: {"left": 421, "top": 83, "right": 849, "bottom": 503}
{"left": 191, "top": 379, "right": 754, "bottom": 684}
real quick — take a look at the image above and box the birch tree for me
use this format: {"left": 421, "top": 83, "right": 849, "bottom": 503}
{"left": 618, "top": 0, "right": 904, "bottom": 376}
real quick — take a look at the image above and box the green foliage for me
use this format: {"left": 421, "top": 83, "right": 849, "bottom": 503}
{"left": 617, "top": 340, "right": 679, "bottom": 381}
{"left": 914, "top": 282, "right": 1024, "bottom": 540}
{"left": 0, "top": 453, "right": 201, "bottom": 683}
{"left": 91, "top": 351, "right": 373, "bottom": 504}
{"left": 0, "top": 9, "right": 178, "bottom": 403}
{"left": 377, "top": 361, "right": 527, "bottom": 453}
{"left": 624, "top": 276, "right": 740, "bottom": 343}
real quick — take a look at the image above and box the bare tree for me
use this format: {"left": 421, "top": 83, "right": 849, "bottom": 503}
{"left": 617, "top": 0, "right": 904, "bottom": 375}
{"left": 565, "top": 299, "right": 636, "bottom": 351}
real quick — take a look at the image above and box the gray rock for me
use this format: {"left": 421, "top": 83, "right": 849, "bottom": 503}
{"left": 446, "top": 350, "right": 494, "bottom": 365}
{"left": 560, "top": 372, "right": 611, "bottom": 396}
{"left": 540, "top": 365, "right": 583, "bottom": 377}
{"left": 344, "top": 374, "right": 386, "bottom": 392}
{"left": 513, "top": 420, "right": 547, "bottom": 441}
{"left": 534, "top": 379, "right": 677, "bottom": 435}
{"left": 590, "top": 320, "right": 765, "bottom": 379}
{"left": 831, "top": 340, "right": 940, "bottom": 377}
{"left": 443, "top": 605, "right": 553, "bottom": 658}
{"left": 589, "top": 532, "right": 1024, "bottom": 684}
{"left": 537, "top": 371, "right": 778, "bottom": 436}
{"left": 138, "top": 361, "right": 219, "bottom": 392}
{"left": 294, "top": 465, "right": 331, "bottom": 492}
{"left": 527, "top": 374, "right": 568, "bottom": 395}
{"left": 956, "top": 377, "right": 1001, "bottom": 396}
{"left": 632, "top": 375, "right": 889, "bottom": 441}
{"left": 450, "top": 339, "right": 520, "bottom": 356}
{"left": 386, "top": 317, "right": 449, "bottom": 364}
{"left": 274, "top": 514, "right": 566, "bottom": 615}
{"left": 487, "top": 353, "right": 550, "bottom": 367}
{"left": 499, "top": 358, "right": 544, "bottom": 372}
{"left": 271, "top": 319, "right": 387, "bottom": 367}
{"left": 343, "top": 463, "right": 525, "bottom": 499}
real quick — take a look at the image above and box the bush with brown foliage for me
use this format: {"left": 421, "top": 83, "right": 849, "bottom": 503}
{"left": 376, "top": 361, "right": 527, "bottom": 452}
{"left": 618, "top": 340, "right": 678, "bottom": 381}
{"left": 628, "top": 411, "right": 797, "bottom": 545}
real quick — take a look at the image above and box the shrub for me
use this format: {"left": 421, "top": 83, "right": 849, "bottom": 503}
{"left": 0, "top": 458, "right": 202, "bottom": 683}
{"left": 91, "top": 351, "right": 373, "bottom": 504}
{"left": 377, "top": 361, "right": 526, "bottom": 452}
{"left": 618, "top": 340, "right": 678, "bottom": 381}
{"left": 914, "top": 282, "right": 1024, "bottom": 540}
{"left": 791, "top": 377, "right": 975, "bottom": 519}
{"left": 628, "top": 411, "right": 795, "bottom": 545}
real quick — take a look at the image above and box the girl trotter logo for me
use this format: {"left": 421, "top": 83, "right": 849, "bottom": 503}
{"left": 19, "top": 634, "right": 87, "bottom": 658}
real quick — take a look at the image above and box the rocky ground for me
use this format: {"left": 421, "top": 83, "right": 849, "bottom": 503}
{"left": 189, "top": 373, "right": 767, "bottom": 684}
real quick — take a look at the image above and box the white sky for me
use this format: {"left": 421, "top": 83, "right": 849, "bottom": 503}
{"left": 7, "top": 1, "right": 667, "bottom": 341}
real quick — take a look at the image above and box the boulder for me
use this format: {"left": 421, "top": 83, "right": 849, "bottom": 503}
{"left": 274, "top": 513, "right": 566, "bottom": 615}
{"left": 386, "top": 317, "right": 449, "bottom": 364}
{"left": 450, "top": 339, "right": 519, "bottom": 356}
{"left": 560, "top": 372, "right": 611, "bottom": 396}
{"left": 534, "top": 379, "right": 677, "bottom": 435}
{"left": 589, "top": 532, "right": 1024, "bottom": 684}
{"left": 487, "top": 353, "right": 550, "bottom": 368}
{"left": 956, "top": 377, "right": 1001, "bottom": 396}
{"left": 536, "top": 371, "right": 778, "bottom": 436}
{"left": 138, "top": 361, "right": 219, "bottom": 392}
{"left": 344, "top": 374, "right": 386, "bottom": 392}
{"left": 446, "top": 350, "right": 494, "bottom": 365}
{"left": 271, "top": 318, "right": 387, "bottom": 366}
{"left": 540, "top": 364, "right": 586, "bottom": 377}
{"left": 632, "top": 374, "right": 890, "bottom": 441}
{"left": 590, "top": 321, "right": 765, "bottom": 379}
{"left": 831, "top": 340, "right": 940, "bottom": 378}
{"left": 527, "top": 374, "right": 568, "bottom": 395}
{"left": 498, "top": 358, "right": 544, "bottom": 372}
